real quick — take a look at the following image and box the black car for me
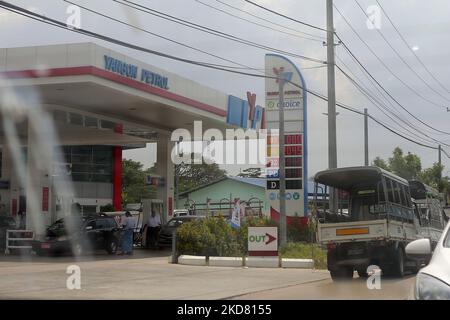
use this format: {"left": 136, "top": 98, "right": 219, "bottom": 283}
{"left": 32, "top": 214, "right": 121, "bottom": 256}
{"left": 0, "top": 215, "right": 17, "bottom": 250}
{"left": 157, "top": 216, "right": 204, "bottom": 248}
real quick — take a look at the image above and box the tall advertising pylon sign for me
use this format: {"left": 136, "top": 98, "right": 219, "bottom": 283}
{"left": 265, "top": 54, "right": 308, "bottom": 219}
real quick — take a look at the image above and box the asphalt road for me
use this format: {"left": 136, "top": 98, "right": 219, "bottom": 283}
{"left": 233, "top": 274, "right": 416, "bottom": 300}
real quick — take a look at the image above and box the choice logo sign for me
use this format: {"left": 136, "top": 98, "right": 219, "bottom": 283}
{"left": 265, "top": 54, "right": 308, "bottom": 219}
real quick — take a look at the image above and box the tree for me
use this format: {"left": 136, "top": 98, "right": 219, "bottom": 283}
{"left": 417, "top": 163, "right": 449, "bottom": 194}
{"left": 373, "top": 147, "right": 422, "bottom": 180}
{"left": 237, "top": 168, "right": 262, "bottom": 178}
{"left": 122, "top": 159, "right": 156, "bottom": 204}
{"left": 388, "top": 147, "right": 422, "bottom": 180}
{"left": 373, "top": 157, "right": 389, "bottom": 171}
{"left": 373, "top": 147, "right": 450, "bottom": 203}
{"left": 175, "top": 154, "right": 227, "bottom": 193}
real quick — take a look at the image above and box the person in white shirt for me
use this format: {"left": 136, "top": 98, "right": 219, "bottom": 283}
{"left": 119, "top": 211, "right": 136, "bottom": 255}
{"left": 146, "top": 211, "right": 161, "bottom": 249}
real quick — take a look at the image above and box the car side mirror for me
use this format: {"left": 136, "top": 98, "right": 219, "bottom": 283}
{"left": 405, "top": 238, "right": 432, "bottom": 263}
{"left": 85, "top": 226, "right": 93, "bottom": 231}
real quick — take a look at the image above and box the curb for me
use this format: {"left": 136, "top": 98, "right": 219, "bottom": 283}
{"left": 178, "top": 255, "right": 207, "bottom": 266}
{"left": 209, "top": 256, "right": 244, "bottom": 267}
{"left": 281, "top": 258, "right": 314, "bottom": 269}
{"left": 173, "top": 255, "right": 315, "bottom": 269}
{"left": 245, "top": 256, "right": 280, "bottom": 268}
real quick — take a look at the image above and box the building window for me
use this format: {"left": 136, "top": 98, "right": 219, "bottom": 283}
{"left": 54, "top": 146, "right": 113, "bottom": 183}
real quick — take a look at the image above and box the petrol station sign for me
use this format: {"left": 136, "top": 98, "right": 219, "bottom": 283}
{"left": 265, "top": 54, "right": 308, "bottom": 218}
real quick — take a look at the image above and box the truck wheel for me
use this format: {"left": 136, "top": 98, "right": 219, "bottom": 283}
{"left": 330, "top": 267, "right": 353, "bottom": 281}
{"left": 389, "top": 248, "right": 405, "bottom": 278}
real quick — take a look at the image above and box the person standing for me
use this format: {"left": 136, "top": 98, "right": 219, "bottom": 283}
{"left": 146, "top": 211, "right": 161, "bottom": 249}
{"left": 16, "top": 210, "right": 26, "bottom": 230}
{"left": 119, "top": 211, "right": 135, "bottom": 255}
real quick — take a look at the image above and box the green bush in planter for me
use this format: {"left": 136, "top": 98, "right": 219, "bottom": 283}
{"left": 176, "top": 217, "right": 242, "bottom": 257}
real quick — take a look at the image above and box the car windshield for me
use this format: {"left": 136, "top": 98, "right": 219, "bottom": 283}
{"left": 47, "top": 216, "right": 83, "bottom": 237}
{"left": 166, "top": 218, "right": 191, "bottom": 227}
{"left": 46, "top": 219, "right": 66, "bottom": 237}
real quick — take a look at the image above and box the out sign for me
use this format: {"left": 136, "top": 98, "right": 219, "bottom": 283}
{"left": 248, "top": 227, "right": 278, "bottom": 256}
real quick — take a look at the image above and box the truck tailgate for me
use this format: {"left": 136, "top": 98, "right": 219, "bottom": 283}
{"left": 318, "top": 219, "right": 388, "bottom": 243}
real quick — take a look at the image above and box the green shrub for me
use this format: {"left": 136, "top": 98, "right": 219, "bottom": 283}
{"left": 287, "top": 217, "right": 316, "bottom": 243}
{"left": 176, "top": 216, "right": 326, "bottom": 269}
{"left": 280, "top": 242, "right": 327, "bottom": 269}
{"left": 176, "top": 217, "right": 242, "bottom": 257}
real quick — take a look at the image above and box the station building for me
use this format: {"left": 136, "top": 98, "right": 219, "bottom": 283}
{"left": 0, "top": 42, "right": 264, "bottom": 235}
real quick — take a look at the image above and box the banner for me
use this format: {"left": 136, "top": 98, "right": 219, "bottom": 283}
{"left": 265, "top": 54, "right": 308, "bottom": 218}
{"left": 231, "top": 198, "right": 241, "bottom": 228}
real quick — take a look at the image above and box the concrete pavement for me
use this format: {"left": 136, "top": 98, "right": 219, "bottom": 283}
{"left": 0, "top": 249, "right": 330, "bottom": 300}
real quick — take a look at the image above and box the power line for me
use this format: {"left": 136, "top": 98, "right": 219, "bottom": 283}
{"left": 63, "top": 0, "right": 261, "bottom": 72}
{"left": 336, "top": 61, "right": 435, "bottom": 145}
{"left": 243, "top": 0, "right": 327, "bottom": 32}
{"left": 334, "top": 3, "right": 446, "bottom": 111}
{"left": 334, "top": 3, "right": 448, "bottom": 112}
{"left": 336, "top": 61, "right": 450, "bottom": 147}
{"left": 113, "top": 0, "right": 326, "bottom": 65}
{"left": 0, "top": 1, "right": 449, "bottom": 159}
{"left": 336, "top": 47, "right": 429, "bottom": 134}
{"left": 232, "top": 0, "right": 450, "bottom": 136}
{"left": 193, "top": 0, "right": 324, "bottom": 43}
{"left": 353, "top": 0, "right": 450, "bottom": 105}
{"left": 212, "top": 0, "right": 325, "bottom": 40}
{"left": 375, "top": 0, "right": 450, "bottom": 95}
{"left": 335, "top": 33, "right": 450, "bottom": 136}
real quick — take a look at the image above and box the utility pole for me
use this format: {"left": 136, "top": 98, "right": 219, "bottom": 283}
{"left": 439, "top": 145, "right": 442, "bottom": 188}
{"left": 327, "top": 0, "right": 338, "bottom": 213}
{"left": 439, "top": 145, "right": 442, "bottom": 167}
{"left": 364, "top": 108, "right": 369, "bottom": 166}
{"left": 175, "top": 163, "right": 179, "bottom": 209}
{"left": 278, "top": 74, "right": 287, "bottom": 247}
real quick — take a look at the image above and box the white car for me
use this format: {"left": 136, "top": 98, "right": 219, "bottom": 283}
{"left": 406, "top": 220, "right": 450, "bottom": 300}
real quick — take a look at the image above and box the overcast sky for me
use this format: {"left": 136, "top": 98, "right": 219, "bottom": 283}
{"left": 1, "top": 0, "right": 450, "bottom": 177}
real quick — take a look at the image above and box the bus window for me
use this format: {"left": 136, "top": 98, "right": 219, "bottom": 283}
{"left": 386, "top": 179, "right": 395, "bottom": 203}
{"left": 351, "top": 188, "right": 378, "bottom": 221}
{"left": 393, "top": 181, "right": 401, "bottom": 205}
{"left": 377, "top": 181, "right": 386, "bottom": 203}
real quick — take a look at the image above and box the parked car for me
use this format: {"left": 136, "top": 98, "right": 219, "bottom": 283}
{"left": 406, "top": 220, "right": 450, "bottom": 299}
{"left": 32, "top": 214, "right": 121, "bottom": 256}
{"left": 157, "top": 216, "right": 204, "bottom": 248}
{"left": 173, "top": 209, "right": 190, "bottom": 217}
{"left": 0, "top": 215, "right": 17, "bottom": 250}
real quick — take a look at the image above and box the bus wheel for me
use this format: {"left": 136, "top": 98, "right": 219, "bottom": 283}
{"left": 330, "top": 267, "right": 353, "bottom": 281}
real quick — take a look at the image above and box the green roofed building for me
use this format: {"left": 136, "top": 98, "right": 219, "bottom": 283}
{"left": 178, "top": 177, "right": 269, "bottom": 217}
